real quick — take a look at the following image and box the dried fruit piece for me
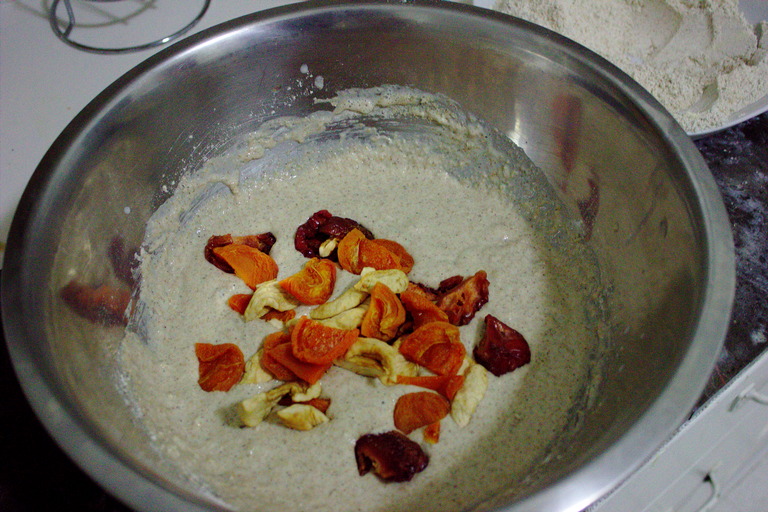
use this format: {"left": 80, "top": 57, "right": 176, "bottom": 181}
{"left": 436, "top": 271, "right": 490, "bottom": 326}
{"left": 420, "top": 343, "right": 466, "bottom": 377}
{"left": 269, "top": 342, "right": 331, "bottom": 385}
{"left": 278, "top": 395, "right": 332, "bottom": 414}
{"left": 237, "top": 381, "right": 313, "bottom": 427}
{"left": 262, "top": 308, "right": 297, "bottom": 323}
{"left": 393, "top": 391, "right": 451, "bottom": 434}
{"left": 436, "top": 275, "right": 464, "bottom": 294}
{"left": 400, "top": 283, "right": 449, "bottom": 329}
{"left": 294, "top": 210, "right": 373, "bottom": 258}
{"left": 451, "top": 363, "right": 488, "bottom": 427}
{"left": 227, "top": 293, "right": 253, "bottom": 315}
{"left": 316, "top": 306, "right": 368, "bottom": 330}
{"left": 354, "top": 268, "right": 409, "bottom": 294}
{"left": 310, "top": 286, "right": 369, "bottom": 320}
{"left": 359, "top": 238, "right": 413, "bottom": 274}
{"left": 409, "top": 281, "right": 440, "bottom": 301}
{"left": 238, "top": 389, "right": 283, "bottom": 427}
{"left": 474, "top": 315, "right": 531, "bottom": 376}
{"left": 354, "top": 431, "right": 429, "bottom": 482}
{"left": 395, "top": 375, "right": 465, "bottom": 401}
{"left": 318, "top": 238, "right": 338, "bottom": 258}
{"left": 195, "top": 343, "right": 245, "bottom": 392}
{"left": 276, "top": 403, "right": 330, "bottom": 431}
{"left": 243, "top": 279, "right": 300, "bottom": 322}
{"left": 279, "top": 257, "right": 337, "bottom": 305}
{"left": 423, "top": 422, "right": 441, "bottom": 444}
{"left": 60, "top": 281, "right": 132, "bottom": 326}
{"left": 361, "top": 283, "right": 406, "bottom": 341}
{"left": 205, "top": 232, "right": 276, "bottom": 272}
{"left": 398, "top": 321, "right": 465, "bottom": 376}
{"left": 336, "top": 337, "right": 419, "bottom": 384}
{"left": 231, "top": 295, "right": 295, "bottom": 324}
{"left": 305, "top": 397, "right": 331, "bottom": 414}
{"left": 260, "top": 332, "right": 298, "bottom": 382}
{"left": 337, "top": 228, "right": 367, "bottom": 274}
{"left": 289, "top": 381, "right": 323, "bottom": 402}
{"left": 290, "top": 316, "right": 359, "bottom": 365}
{"left": 365, "top": 239, "right": 414, "bottom": 274}
{"left": 212, "top": 244, "right": 278, "bottom": 290}
{"left": 294, "top": 210, "right": 333, "bottom": 258}
{"left": 240, "top": 349, "right": 274, "bottom": 385}
{"left": 318, "top": 214, "right": 374, "bottom": 240}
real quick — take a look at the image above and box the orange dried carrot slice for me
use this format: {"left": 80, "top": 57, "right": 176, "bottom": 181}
{"left": 361, "top": 282, "right": 406, "bottom": 341}
{"left": 358, "top": 238, "right": 414, "bottom": 274}
{"left": 212, "top": 244, "right": 278, "bottom": 290}
{"left": 269, "top": 342, "right": 331, "bottom": 385}
{"left": 398, "top": 321, "right": 465, "bottom": 376}
{"left": 393, "top": 391, "right": 450, "bottom": 435}
{"left": 290, "top": 316, "right": 359, "bottom": 365}
{"left": 195, "top": 342, "right": 245, "bottom": 392}
{"left": 279, "top": 257, "right": 337, "bottom": 305}
{"left": 205, "top": 232, "right": 276, "bottom": 272}
{"left": 423, "top": 422, "right": 441, "bottom": 444}
{"left": 395, "top": 375, "right": 465, "bottom": 401}
{"left": 227, "top": 293, "right": 253, "bottom": 315}
{"left": 260, "top": 332, "right": 298, "bottom": 381}
{"left": 337, "top": 228, "right": 367, "bottom": 274}
{"left": 366, "top": 239, "right": 414, "bottom": 274}
{"left": 400, "top": 283, "right": 449, "bottom": 329}
{"left": 420, "top": 343, "right": 466, "bottom": 377}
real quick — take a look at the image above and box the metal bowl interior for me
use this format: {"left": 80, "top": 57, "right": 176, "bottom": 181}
{"left": 1, "top": 1, "right": 734, "bottom": 511}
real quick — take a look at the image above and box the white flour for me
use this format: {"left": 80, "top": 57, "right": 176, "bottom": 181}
{"left": 494, "top": 0, "right": 768, "bottom": 133}
{"left": 119, "top": 87, "right": 605, "bottom": 511}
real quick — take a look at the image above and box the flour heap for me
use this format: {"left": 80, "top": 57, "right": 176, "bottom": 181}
{"left": 494, "top": 0, "right": 768, "bottom": 134}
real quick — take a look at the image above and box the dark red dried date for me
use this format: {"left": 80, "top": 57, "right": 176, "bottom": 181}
{"left": 60, "top": 280, "right": 132, "bottom": 326}
{"left": 294, "top": 209, "right": 374, "bottom": 258}
{"left": 436, "top": 271, "right": 490, "bottom": 326}
{"left": 204, "top": 232, "right": 276, "bottom": 273}
{"left": 354, "top": 430, "right": 429, "bottom": 482}
{"left": 437, "top": 275, "right": 464, "bottom": 294}
{"left": 474, "top": 314, "right": 531, "bottom": 376}
{"left": 319, "top": 215, "right": 374, "bottom": 240}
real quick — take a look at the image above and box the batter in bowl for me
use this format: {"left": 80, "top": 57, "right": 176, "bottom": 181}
{"left": 119, "top": 87, "right": 607, "bottom": 511}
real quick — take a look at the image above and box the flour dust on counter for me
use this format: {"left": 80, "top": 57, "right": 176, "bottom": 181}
{"left": 119, "top": 86, "right": 607, "bottom": 512}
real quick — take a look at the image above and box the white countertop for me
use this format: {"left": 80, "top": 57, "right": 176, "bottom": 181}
{"left": 0, "top": 0, "right": 302, "bottom": 267}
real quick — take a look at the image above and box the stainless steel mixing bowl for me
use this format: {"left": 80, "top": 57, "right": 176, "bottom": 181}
{"left": 1, "top": 1, "right": 734, "bottom": 511}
